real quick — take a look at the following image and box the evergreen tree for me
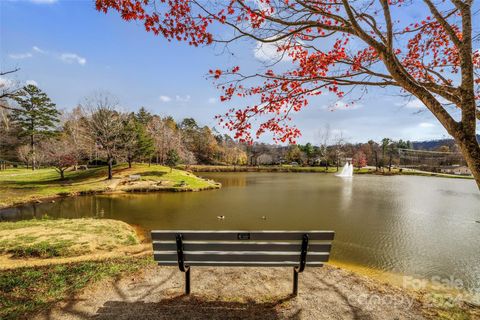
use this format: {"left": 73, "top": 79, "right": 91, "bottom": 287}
{"left": 13, "top": 85, "right": 60, "bottom": 170}
{"left": 135, "top": 107, "right": 153, "bottom": 125}
{"left": 165, "top": 149, "right": 180, "bottom": 172}
{"left": 135, "top": 122, "right": 155, "bottom": 164}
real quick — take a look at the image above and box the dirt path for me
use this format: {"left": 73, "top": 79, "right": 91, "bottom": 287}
{"left": 34, "top": 265, "right": 427, "bottom": 320}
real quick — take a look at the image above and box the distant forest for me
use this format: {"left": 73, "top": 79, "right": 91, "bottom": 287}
{"left": 0, "top": 86, "right": 472, "bottom": 173}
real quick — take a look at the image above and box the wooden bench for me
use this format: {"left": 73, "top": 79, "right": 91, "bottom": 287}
{"left": 151, "top": 230, "right": 335, "bottom": 296}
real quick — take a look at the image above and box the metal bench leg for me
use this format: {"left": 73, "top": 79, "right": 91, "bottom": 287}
{"left": 185, "top": 268, "right": 191, "bottom": 295}
{"left": 293, "top": 234, "right": 309, "bottom": 296}
{"left": 293, "top": 268, "right": 299, "bottom": 296}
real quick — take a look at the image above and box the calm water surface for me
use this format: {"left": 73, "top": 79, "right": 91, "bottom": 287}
{"left": 1, "top": 173, "right": 479, "bottom": 290}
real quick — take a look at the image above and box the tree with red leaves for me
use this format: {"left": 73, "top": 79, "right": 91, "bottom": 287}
{"left": 353, "top": 150, "right": 368, "bottom": 169}
{"left": 95, "top": 0, "right": 480, "bottom": 189}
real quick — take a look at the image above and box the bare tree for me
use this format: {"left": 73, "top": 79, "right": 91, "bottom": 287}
{"left": 0, "top": 68, "right": 22, "bottom": 111}
{"left": 40, "top": 136, "right": 77, "bottom": 179}
{"left": 82, "top": 92, "right": 125, "bottom": 179}
{"left": 147, "top": 116, "right": 188, "bottom": 165}
{"left": 316, "top": 124, "right": 331, "bottom": 172}
{"left": 62, "top": 106, "right": 92, "bottom": 170}
{"left": 16, "top": 145, "right": 31, "bottom": 168}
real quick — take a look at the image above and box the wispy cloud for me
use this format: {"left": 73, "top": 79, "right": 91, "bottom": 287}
{"left": 9, "top": 52, "right": 33, "bottom": 59}
{"left": 176, "top": 95, "right": 191, "bottom": 103}
{"left": 29, "top": 0, "right": 58, "bottom": 4}
{"left": 419, "top": 122, "right": 435, "bottom": 128}
{"left": 396, "top": 98, "right": 425, "bottom": 109}
{"left": 253, "top": 40, "right": 292, "bottom": 63}
{"left": 159, "top": 95, "right": 172, "bottom": 102}
{"left": 8, "top": 46, "right": 86, "bottom": 66}
{"left": 32, "top": 46, "right": 47, "bottom": 54}
{"left": 26, "top": 80, "right": 38, "bottom": 86}
{"left": 208, "top": 97, "right": 217, "bottom": 104}
{"left": 323, "top": 101, "right": 363, "bottom": 111}
{"left": 60, "top": 53, "right": 86, "bottom": 65}
{"left": 6, "top": 0, "right": 58, "bottom": 3}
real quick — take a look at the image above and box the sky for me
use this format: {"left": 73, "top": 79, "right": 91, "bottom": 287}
{"left": 0, "top": 0, "right": 473, "bottom": 145}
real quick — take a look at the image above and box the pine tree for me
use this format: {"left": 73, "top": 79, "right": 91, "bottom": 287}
{"left": 165, "top": 149, "right": 180, "bottom": 172}
{"left": 135, "top": 107, "right": 153, "bottom": 125}
{"left": 13, "top": 85, "right": 60, "bottom": 170}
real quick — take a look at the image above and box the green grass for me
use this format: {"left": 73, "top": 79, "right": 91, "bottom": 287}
{"left": 0, "top": 164, "right": 219, "bottom": 208}
{"left": 0, "top": 256, "right": 154, "bottom": 320}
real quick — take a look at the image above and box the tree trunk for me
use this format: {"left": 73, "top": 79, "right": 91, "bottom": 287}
{"left": 128, "top": 158, "right": 132, "bottom": 168}
{"left": 30, "top": 133, "right": 36, "bottom": 171}
{"left": 107, "top": 158, "right": 113, "bottom": 180}
{"left": 60, "top": 169, "right": 65, "bottom": 180}
{"left": 454, "top": 132, "right": 480, "bottom": 189}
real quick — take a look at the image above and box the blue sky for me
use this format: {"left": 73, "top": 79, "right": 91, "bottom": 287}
{"left": 0, "top": 0, "right": 467, "bottom": 144}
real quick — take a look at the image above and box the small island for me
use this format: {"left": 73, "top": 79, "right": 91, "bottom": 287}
{"left": 0, "top": 164, "right": 220, "bottom": 209}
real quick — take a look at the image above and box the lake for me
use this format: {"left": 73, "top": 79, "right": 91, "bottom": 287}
{"left": 1, "top": 173, "right": 479, "bottom": 290}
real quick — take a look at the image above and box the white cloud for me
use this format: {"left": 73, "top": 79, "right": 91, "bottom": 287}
{"left": 208, "top": 97, "right": 217, "bottom": 104}
{"left": 419, "top": 122, "right": 435, "bottom": 128}
{"left": 32, "top": 46, "right": 47, "bottom": 54}
{"left": 396, "top": 98, "right": 425, "bottom": 109}
{"left": 176, "top": 95, "right": 191, "bottom": 103}
{"left": 60, "top": 53, "right": 86, "bottom": 65}
{"left": 26, "top": 80, "right": 38, "bottom": 86}
{"left": 253, "top": 40, "right": 292, "bottom": 63}
{"left": 159, "top": 95, "right": 172, "bottom": 102}
{"left": 9, "top": 52, "right": 33, "bottom": 59}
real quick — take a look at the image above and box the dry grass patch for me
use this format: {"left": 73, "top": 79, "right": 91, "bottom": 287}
{"left": 0, "top": 218, "right": 139, "bottom": 260}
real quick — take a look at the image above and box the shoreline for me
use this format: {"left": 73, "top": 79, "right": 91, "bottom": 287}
{"left": 0, "top": 184, "right": 221, "bottom": 212}
{"left": 1, "top": 218, "right": 478, "bottom": 319}
{"left": 0, "top": 165, "right": 221, "bottom": 210}
{"left": 181, "top": 164, "right": 475, "bottom": 180}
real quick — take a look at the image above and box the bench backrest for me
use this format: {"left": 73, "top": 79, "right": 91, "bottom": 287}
{"left": 151, "top": 230, "right": 335, "bottom": 267}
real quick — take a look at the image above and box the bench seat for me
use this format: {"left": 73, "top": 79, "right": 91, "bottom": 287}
{"left": 151, "top": 230, "right": 335, "bottom": 295}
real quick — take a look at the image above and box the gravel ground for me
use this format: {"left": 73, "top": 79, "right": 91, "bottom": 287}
{"left": 33, "top": 264, "right": 428, "bottom": 320}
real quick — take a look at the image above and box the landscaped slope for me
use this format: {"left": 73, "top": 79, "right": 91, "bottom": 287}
{"left": 0, "top": 164, "right": 220, "bottom": 209}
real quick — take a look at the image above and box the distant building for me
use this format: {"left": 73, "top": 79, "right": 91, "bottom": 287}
{"left": 439, "top": 165, "right": 472, "bottom": 176}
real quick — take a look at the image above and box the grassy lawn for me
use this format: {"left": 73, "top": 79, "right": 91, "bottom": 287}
{"left": 0, "top": 256, "right": 154, "bottom": 320}
{"left": 0, "top": 218, "right": 139, "bottom": 259}
{"left": 0, "top": 218, "right": 152, "bottom": 319}
{"left": 0, "top": 164, "right": 220, "bottom": 209}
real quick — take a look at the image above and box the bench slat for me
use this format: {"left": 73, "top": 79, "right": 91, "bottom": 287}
{"left": 153, "top": 252, "right": 330, "bottom": 263}
{"left": 156, "top": 261, "right": 324, "bottom": 267}
{"left": 151, "top": 230, "right": 335, "bottom": 241}
{"left": 153, "top": 242, "right": 331, "bottom": 252}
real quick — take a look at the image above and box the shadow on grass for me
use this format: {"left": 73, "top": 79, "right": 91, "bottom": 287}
{"left": 94, "top": 296, "right": 298, "bottom": 320}
{"left": 136, "top": 171, "right": 167, "bottom": 178}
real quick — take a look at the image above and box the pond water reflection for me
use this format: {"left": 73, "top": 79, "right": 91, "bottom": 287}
{"left": 1, "top": 173, "right": 479, "bottom": 290}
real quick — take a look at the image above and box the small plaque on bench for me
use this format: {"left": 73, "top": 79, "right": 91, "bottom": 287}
{"left": 237, "top": 233, "right": 250, "bottom": 240}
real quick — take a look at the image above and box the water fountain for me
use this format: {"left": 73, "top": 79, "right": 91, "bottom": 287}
{"left": 336, "top": 162, "right": 353, "bottom": 178}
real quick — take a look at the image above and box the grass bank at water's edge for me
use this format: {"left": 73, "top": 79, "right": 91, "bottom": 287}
{"left": 0, "top": 164, "right": 220, "bottom": 209}
{"left": 179, "top": 164, "right": 474, "bottom": 180}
